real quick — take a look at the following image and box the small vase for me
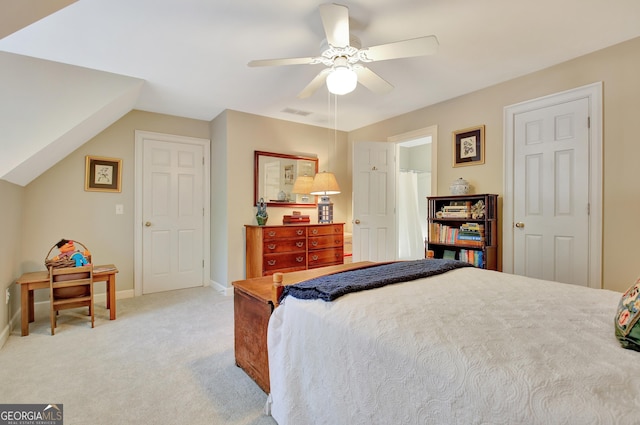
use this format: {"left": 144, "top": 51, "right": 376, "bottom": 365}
{"left": 256, "top": 197, "right": 268, "bottom": 226}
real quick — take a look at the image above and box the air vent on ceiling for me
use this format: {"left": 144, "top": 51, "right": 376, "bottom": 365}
{"left": 282, "top": 107, "right": 312, "bottom": 117}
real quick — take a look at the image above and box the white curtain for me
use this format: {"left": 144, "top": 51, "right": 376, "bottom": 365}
{"left": 398, "top": 171, "right": 427, "bottom": 259}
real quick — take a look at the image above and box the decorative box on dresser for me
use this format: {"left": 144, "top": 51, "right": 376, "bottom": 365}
{"left": 244, "top": 223, "right": 344, "bottom": 278}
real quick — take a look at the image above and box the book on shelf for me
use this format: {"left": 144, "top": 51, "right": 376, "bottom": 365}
{"left": 440, "top": 203, "right": 472, "bottom": 218}
{"left": 457, "top": 234, "right": 483, "bottom": 241}
{"left": 441, "top": 212, "right": 472, "bottom": 218}
{"left": 443, "top": 250, "right": 457, "bottom": 260}
{"left": 459, "top": 249, "right": 484, "bottom": 268}
{"left": 429, "top": 222, "right": 486, "bottom": 244}
{"left": 460, "top": 222, "right": 483, "bottom": 232}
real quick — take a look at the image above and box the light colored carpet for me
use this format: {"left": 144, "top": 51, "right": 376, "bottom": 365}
{"left": 0, "top": 286, "right": 277, "bottom": 425}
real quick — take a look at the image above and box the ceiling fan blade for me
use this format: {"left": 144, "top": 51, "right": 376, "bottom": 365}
{"left": 248, "top": 57, "right": 316, "bottom": 67}
{"left": 319, "top": 3, "right": 350, "bottom": 48}
{"left": 298, "top": 69, "right": 331, "bottom": 99}
{"left": 354, "top": 67, "right": 393, "bottom": 95}
{"left": 362, "top": 35, "right": 439, "bottom": 62}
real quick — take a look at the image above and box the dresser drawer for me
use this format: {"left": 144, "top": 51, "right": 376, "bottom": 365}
{"left": 308, "top": 248, "right": 344, "bottom": 268}
{"left": 308, "top": 235, "right": 343, "bottom": 250}
{"left": 263, "top": 227, "right": 306, "bottom": 240}
{"left": 307, "top": 224, "right": 343, "bottom": 237}
{"left": 263, "top": 252, "right": 307, "bottom": 273}
{"left": 263, "top": 238, "right": 306, "bottom": 253}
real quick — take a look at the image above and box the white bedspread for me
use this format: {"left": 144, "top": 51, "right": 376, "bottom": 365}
{"left": 267, "top": 267, "right": 640, "bottom": 425}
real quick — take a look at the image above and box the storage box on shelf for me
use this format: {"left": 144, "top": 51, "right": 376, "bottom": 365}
{"left": 427, "top": 194, "right": 498, "bottom": 270}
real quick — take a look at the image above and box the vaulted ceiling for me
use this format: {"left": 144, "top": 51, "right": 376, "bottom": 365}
{"left": 2, "top": 0, "right": 640, "bottom": 186}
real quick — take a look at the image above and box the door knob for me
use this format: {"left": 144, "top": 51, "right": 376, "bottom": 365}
{"left": 354, "top": 219, "right": 361, "bottom": 224}
{"left": 515, "top": 222, "right": 525, "bottom": 228}
{"left": 145, "top": 221, "right": 152, "bottom": 227}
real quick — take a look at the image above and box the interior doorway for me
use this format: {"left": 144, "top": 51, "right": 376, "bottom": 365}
{"left": 390, "top": 125, "right": 437, "bottom": 260}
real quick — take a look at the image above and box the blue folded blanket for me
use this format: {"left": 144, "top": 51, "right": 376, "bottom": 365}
{"left": 280, "top": 259, "right": 473, "bottom": 303}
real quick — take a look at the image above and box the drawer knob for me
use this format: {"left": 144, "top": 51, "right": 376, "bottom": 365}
{"left": 267, "top": 260, "right": 276, "bottom": 266}
{"left": 296, "top": 241, "right": 304, "bottom": 248}
{"left": 296, "top": 256, "right": 304, "bottom": 263}
{"left": 296, "top": 230, "right": 304, "bottom": 235}
{"left": 312, "top": 229, "right": 318, "bottom": 235}
{"left": 311, "top": 255, "right": 319, "bottom": 261}
{"left": 311, "top": 240, "right": 318, "bottom": 246}
{"left": 267, "top": 244, "right": 276, "bottom": 250}
{"left": 268, "top": 231, "right": 276, "bottom": 237}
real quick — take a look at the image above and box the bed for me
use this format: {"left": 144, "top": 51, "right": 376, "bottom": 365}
{"left": 266, "top": 260, "right": 640, "bottom": 425}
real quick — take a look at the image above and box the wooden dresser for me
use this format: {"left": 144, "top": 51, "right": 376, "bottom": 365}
{"left": 245, "top": 223, "right": 344, "bottom": 278}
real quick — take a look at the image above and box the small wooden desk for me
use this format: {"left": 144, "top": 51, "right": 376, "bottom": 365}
{"left": 232, "top": 261, "right": 374, "bottom": 393}
{"left": 15, "top": 264, "right": 118, "bottom": 336}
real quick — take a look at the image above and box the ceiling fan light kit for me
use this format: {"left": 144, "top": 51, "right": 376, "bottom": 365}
{"left": 326, "top": 60, "right": 358, "bottom": 95}
{"left": 248, "top": 3, "right": 439, "bottom": 98}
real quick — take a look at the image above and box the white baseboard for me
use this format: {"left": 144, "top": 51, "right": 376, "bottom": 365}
{"left": 210, "top": 279, "right": 233, "bottom": 296}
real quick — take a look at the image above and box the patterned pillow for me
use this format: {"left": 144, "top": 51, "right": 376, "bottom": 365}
{"left": 615, "top": 277, "right": 640, "bottom": 351}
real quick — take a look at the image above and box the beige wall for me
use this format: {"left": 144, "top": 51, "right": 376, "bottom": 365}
{"left": 211, "top": 110, "right": 349, "bottom": 287}
{"left": 350, "top": 36, "right": 640, "bottom": 292}
{"left": 19, "top": 110, "right": 210, "bottom": 303}
{"left": 0, "top": 181, "right": 24, "bottom": 339}
{"left": 6, "top": 36, "right": 640, "bottom": 340}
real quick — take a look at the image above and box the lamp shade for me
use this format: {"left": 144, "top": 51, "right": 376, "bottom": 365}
{"left": 292, "top": 175, "right": 314, "bottom": 194}
{"left": 326, "top": 66, "right": 357, "bottom": 95}
{"left": 310, "top": 171, "right": 341, "bottom": 195}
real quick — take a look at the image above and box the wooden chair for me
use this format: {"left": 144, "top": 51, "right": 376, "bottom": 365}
{"left": 49, "top": 265, "right": 94, "bottom": 335}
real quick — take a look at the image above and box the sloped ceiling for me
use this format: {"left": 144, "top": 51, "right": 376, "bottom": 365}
{"left": 1, "top": 0, "right": 640, "bottom": 186}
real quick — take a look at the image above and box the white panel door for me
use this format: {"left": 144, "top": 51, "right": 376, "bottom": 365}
{"left": 352, "top": 141, "right": 396, "bottom": 262}
{"left": 513, "top": 98, "right": 589, "bottom": 285}
{"left": 142, "top": 139, "right": 204, "bottom": 294}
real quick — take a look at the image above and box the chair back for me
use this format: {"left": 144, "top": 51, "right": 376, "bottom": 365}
{"left": 50, "top": 265, "right": 93, "bottom": 298}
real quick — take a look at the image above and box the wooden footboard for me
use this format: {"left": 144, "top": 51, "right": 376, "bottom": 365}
{"left": 232, "top": 261, "right": 378, "bottom": 393}
{"left": 270, "top": 261, "right": 385, "bottom": 306}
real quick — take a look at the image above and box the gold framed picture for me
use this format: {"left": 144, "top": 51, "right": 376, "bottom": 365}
{"left": 85, "top": 155, "right": 122, "bottom": 192}
{"left": 453, "top": 125, "right": 485, "bottom": 167}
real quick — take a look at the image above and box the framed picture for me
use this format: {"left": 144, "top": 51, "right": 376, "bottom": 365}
{"left": 85, "top": 155, "right": 122, "bottom": 192}
{"left": 284, "top": 164, "right": 294, "bottom": 185}
{"left": 453, "top": 125, "right": 485, "bottom": 167}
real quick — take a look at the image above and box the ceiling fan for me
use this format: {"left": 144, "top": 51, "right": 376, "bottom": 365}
{"left": 248, "top": 3, "right": 439, "bottom": 98}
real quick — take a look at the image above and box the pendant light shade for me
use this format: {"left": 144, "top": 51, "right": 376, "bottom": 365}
{"left": 310, "top": 171, "right": 341, "bottom": 195}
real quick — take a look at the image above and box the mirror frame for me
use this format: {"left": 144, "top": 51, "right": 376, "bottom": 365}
{"left": 254, "top": 150, "right": 319, "bottom": 208}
